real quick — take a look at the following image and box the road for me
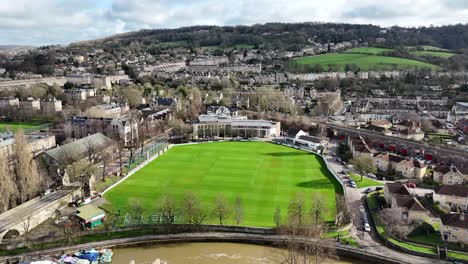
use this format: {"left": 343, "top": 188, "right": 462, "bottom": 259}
{"left": 323, "top": 140, "right": 447, "bottom": 264}
{"left": 0, "top": 189, "right": 75, "bottom": 236}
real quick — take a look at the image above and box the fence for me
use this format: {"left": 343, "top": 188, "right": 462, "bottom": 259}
{"left": 126, "top": 140, "right": 168, "bottom": 172}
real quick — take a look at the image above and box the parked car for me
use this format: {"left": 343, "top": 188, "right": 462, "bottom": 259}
{"left": 405, "top": 182, "right": 416, "bottom": 188}
{"left": 350, "top": 182, "right": 357, "bottom": 188}
{"left": 376, "top": 186, "right": 383, "bottom": 191}
{"left": 367, "top": 173, "right": 376, "bottom": 179}
{"left": 363, "top": 187, "right": 374, "bottom": 194}
{"left": 364, "top": 223, "right": 371, "bottom": 232}
{"left": 336, "top": 157, "right": 342, "bottom": 162}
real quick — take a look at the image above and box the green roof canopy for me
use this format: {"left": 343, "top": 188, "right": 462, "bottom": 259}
{"left": 76, "top": 204, "right": 105, "bottom": 222}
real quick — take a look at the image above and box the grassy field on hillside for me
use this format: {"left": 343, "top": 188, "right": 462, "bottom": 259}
{"left": 0, "top": 121, "right": 43, "bottom": 133}
{"left": 410, "top": 50, "right": 455, "bottom": 58}
{"left": 344, "top": 47, "right": 394, "bottom": 55}
{"left": 104, "top": 142, "right": 341, "bottom": 227}
{"left": 291, "top": 53, "right": 440, "bottom": 71}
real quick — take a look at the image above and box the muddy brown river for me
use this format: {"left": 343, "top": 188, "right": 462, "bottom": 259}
{"left": 112, "top": 242, "right": 364, "bottom": 264}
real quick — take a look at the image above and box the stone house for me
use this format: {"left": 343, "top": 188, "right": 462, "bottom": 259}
{"left": 374, "top": 153, "right": 427, "bottom": 179}
{"left": 384, "top": 182, "right": 412, "bottom": 206}
{"left": 391, "top": 195, "right": 427, "bottom": 223}
{"left": 440, "top": 213, "right": 468, "bottom": 244}
{"left": 433, "top": 185, "right": 468, "bottom": 213}
{"left": 19, "top": 97, "right": 41, "bottom": 112}
{"left": 348, "top": 136, "right": 373, "bottom": 159}
{"left": 433, "top": 165, "right": 468, "bottom": 185}
{"left": 41, "top": 98, "right": 62, "bottom": 115}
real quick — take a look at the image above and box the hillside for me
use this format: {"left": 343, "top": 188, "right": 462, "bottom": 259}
{"left": 75, "top": 23, "right": 468, "bottom": 52}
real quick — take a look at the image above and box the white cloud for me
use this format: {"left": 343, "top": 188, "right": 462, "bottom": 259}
{"left": 0, "top": 0, "right": 467, "bottom": 46}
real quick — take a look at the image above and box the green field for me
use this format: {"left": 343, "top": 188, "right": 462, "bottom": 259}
{"left": 291, "top": 53, "right": 440, "bottom": 71}
{"left": 0, "top": 121, "right": 43, "bottom": 133}
{"left": 104, "top": 142, "right": 341, "bottom": 227}
{"left": 410, "top": 50, "right": 455, "bottom": 58}
{"left": 344, "top": 47, "right": 394, "bottom": 55}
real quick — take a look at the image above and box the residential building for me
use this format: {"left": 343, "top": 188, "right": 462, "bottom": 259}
{"left": 374, "top": 153, "right": 427, "bottom": 179}
{"left": 0, "top": 131, "right": 56, "bottom": 159}
{"left": 0, "top": 97, "right": 19, "bottom": 108}
{"left": 391, "top": 195, "right": 427, "bottom": 223}
{"left": 85, "top": 103, "right": 129, "bottom": 118}
{"left": 348, "top": 136, "right": 373, "bottom": 159}
{"left": 433, "top": 165, "right": 468, "bottom": 185}
{"left": 384, "top": 182, "right": 411, "bottom": 205}
{"left": 440, "top": 213, "right": 468, "bottom": 244}
{"left": 433, "top": 185, "right": 468, "bottom": 212}
{"left": 41, "top": 98, "right": 62, "bottom": 114}
{"left": 19, "top": 97, "right": 40, "bottom": 112}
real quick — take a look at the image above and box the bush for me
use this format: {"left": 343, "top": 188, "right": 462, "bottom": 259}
{"left": 409, "top": 222, "right": 435, "bottom": 237}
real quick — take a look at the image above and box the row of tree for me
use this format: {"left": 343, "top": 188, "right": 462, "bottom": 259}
{"left": 0, "top": 130, "right": 48, "bottom": 213}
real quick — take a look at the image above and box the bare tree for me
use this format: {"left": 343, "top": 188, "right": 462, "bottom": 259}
{"left": 288, "top": 193, "right": 306, "bottom": 226}
{"left": 335, "top": 195, "right": 351, "bottom": 228}
{"left": 212, "top": 194, "right": 231, "bottom": 226}
{"left": 83, "top": 137, "right": 96, "bottom": 164}
{"left": 159, "top": 194, "right": 177, "bottom": 224}
{"left": 128, "top": 198, "right": 144, "bottom": 225}
{"left": 380, "top": 208, "right": 413, "bottom": 240}
{"left": 13, "top": 130, "right": 41, "bottom": 203}
{"left": 66, "top": 160, "right": 98, "bottom": 199}
{"left": 234, "top": 196, "right": 243, "bottom": 226}
{"left": 274, "top": 206, "right": 282, "bottom": 228}
{"left": 349, "top": 156, "right": 376, "bottom": 180}
{"left": 0, "top": 151, "right": 16, "bottom": 213}
{"left": 100, "top": 149, "right": 113, "bottom": 181}
{"left": 115, "top": 139, "right": 125, "bottom": 176}
{"left": 310, "top": 193, "right": 327, "bottom": 229}
{"left": 181, "top": 192, "right": 208, "bottom": 225}
{"left": 21, "top": 215, "right": 33, "bottom": 248}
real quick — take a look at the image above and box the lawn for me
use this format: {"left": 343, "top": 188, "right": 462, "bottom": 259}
{"left": 349, "top": 173, "right": 383, "bottom": 188}
{"left": 290, "top": 53, "right": 440, "bottom": 72}
{"left": 104, "top": 142, "right": 342, "bottom": 227}
{"left": 0, "top": 121, "right": 43, "bottom": 133}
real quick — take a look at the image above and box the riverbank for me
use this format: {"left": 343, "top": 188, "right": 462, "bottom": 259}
{"left": 0, "top": 232, "right": 441, "bottom": 264}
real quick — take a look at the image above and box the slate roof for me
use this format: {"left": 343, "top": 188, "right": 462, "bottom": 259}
{"left": 440, "top": 214, "right": 468, "bottom": 229}
{"left": 394, "top": 195, "right": 426, "bottom": 212}
{"left": 435, "top": 185, "right": 468, "bottom": 198}
{"left": 44, "top": 133, "right": 113, "bottom": 162}
{"left": 386, "top": 182, "right": 411, "bottom": 196}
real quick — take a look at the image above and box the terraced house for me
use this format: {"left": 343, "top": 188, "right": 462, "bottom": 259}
{"left": 433, "top": 185, "right": 468, "bottom": 213}
{"left": 374, "top": 153, "right": 427, "bottom": 179}
{"left": 440, "top": 213, "right": 468, "bottom": 244}
{"left": 433, "top": 165, "right": 468, "bottom": 185}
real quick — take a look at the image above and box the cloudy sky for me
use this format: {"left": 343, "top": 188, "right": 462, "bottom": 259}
{"left": 1, "top": 0, "right": 468, "bottom": 46}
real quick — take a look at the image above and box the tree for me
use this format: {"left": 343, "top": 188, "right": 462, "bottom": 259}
{"left": 21, "top": 215, "right": 33, "bottom": 248}
{"left": 0, "top": 151, "right": 16, "bottom": 213}
{"left": 115, "top": 139, "right": 126, "bottom": 176}
{"left": 314, "top": 93, "right": 343, "bottom": 116}
{"left": 310, "top": 193, "right": 327, "bottom": 230}
{"left": 122, "top": 86, "right": 143, "bottom": 106}
{"left": 181, "top": 192, "right": 208, "bottom": 225}
{"left": 212, "top": 194, "right": 231, "bottom": 226}
{"left": 64, "top": 81, "right": 75, "bottom": 90}
{"left": 335, "top": 196, "right": 351, "bottom": 228}
{"left": 100, "top": 149, "right": 113, "bottom": 181}
{"left": 274, "top": 206, "right": 282, "bottom": 228}
{"left": 13, "top": 130, "right": 42, "bottom": 204}
{"left": 66, "top": 160, "right": 98, "bottom": 199}
{"left": 128, "top": 198, "right": 144, "bottom": 225}
{"left": 349, "top": 156, "right": 376, "bottom": 180}
{"left": 288, "top": 193, "right": 306, "bottom": 227}
{"left": 159, "top": 194, "right": 177, "bottom": 224}
{"left": 83, "top": 137, "right": 96, "bottom": 164}
{"left": 234, "top": 196, "right": 243, "bottom": 226}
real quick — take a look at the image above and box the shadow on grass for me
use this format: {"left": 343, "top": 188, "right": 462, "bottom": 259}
{"left": 296, "top": 179, "right": 334, "bottom": 188}
{"left": 262, "top": 152, "right": 311, "bottom": 157}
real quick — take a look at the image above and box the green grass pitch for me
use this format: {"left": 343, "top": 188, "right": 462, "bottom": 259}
{"left": 104, "top": 141, "right": 342, "bottom": 227}
{"left": 0, "top": 121, "right": 43, "bottom": 133}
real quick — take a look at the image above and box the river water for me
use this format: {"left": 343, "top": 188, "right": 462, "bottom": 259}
{"left": 112, "top": 242, "right": 363, "bottom": 264}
